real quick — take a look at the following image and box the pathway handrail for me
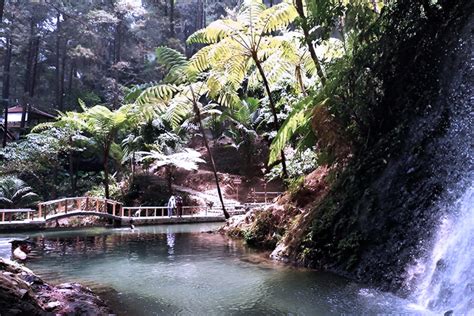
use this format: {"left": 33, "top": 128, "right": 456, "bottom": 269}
{"left": 122, "top": 205, "right": 215, "bottom": 217}
{"left": 0, "top": 208, "right": 35, "bottom": 222}
{"left": 38, "top": 196, "right": 87, "bottom": 205}
{"left": 36, "top": 196, "right": 123, "bottom": 220}
{"left": 0, "top": 208, "right": 35, "bottom": 213}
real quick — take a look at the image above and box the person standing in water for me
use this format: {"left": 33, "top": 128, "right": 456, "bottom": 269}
{"left": 167, "top": 195, "right": 176, "bottom": 217}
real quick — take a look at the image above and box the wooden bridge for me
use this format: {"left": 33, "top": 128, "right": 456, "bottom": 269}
{"left": 0, "top": 196, "right": 272, "bottom": 230}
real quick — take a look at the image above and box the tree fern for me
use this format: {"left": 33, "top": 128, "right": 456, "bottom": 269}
{"left": 134, "top": 84, "right": 178, "bottom": 107}
{"left": 269, "top": 97, "right": 329, "bottom": 165}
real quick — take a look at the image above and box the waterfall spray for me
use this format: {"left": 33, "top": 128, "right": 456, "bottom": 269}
{"left": 413, "top": 181, "right": 473, "bottom": 314}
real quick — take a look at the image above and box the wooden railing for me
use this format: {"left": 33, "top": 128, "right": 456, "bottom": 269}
{"left": 123, "top": 205, "right": 215, "bottom": 217}
{"left": 0, "top": 196, "right": 272, "bottom": 224}
{"left": 37, "top": 197, "right": 122, "bottom": 220}
{"left": 0, "top": 209, "right": 35, "bottom": 222}
{"left": 247, "top": 190, "right": 282, "bottom": 203}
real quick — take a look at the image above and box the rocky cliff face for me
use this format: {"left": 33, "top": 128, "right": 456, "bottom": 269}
{"left": 223, "top": 1, "right": 473, "bottom": 296}
{"left": 298, "top": 2, "right": 473, "bottom": 292}
{"left": 0, "top": 258, "right": 112, "bottom": 315}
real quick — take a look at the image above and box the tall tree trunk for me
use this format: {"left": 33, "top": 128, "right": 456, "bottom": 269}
{"left": 52, "top": 161, "right": 58, "bottom": 199}
{"left": 55, "top": 10, "right": 62, "bottom": 110}
{"left": 114, "top": 16, "right": 123, "bottom": 63}
{"left": 0, "top": 0, "right": 4, "bottom": 23}
{"left": 202, "top": 0, "right": 206, "bottom": 27}
{"left": 30, "top": 37, "right": 39, "bottom": 97}
{"left": 21, "top": 36, "right": 40, "bottom": 130}
{"left": 191, "top": 98, "right": 229, "bottom": 219}
{"left": 103, "top": 146, "right": 110, "bottom": 199}
{"left": 294, "top": 0, "right": 327, "bottom": 86}
{"left": 67, "top": 61, "right": 75, "bottom": 97}
{"left": 166, "top": 166, "right": 172, "bottom": 193}
{"left": 2, "top": 35, "right": 12, "bottom": 147}
{"left": 253, "top": 54, "right": 288, "bottom": 178}
{"left": 169, "top": 0, "right": 175, "bottom": 37}
{"left": 131, "top": 151, "right": 136, "bottom": 180}
{"left": 20, "top": 96, "right": 28, "bottom": 130}
{"left": 295, "top": 65, "right": 307, "bottom": 96}
{"left": 69, "top": 152, "right": 76, "bottom": 195}
{"left": 23, "top": 21, "right": 34, "bottom": 93}
{"left": 196, "top": 0, "right": 202, "bottom": 30}
{"left": 21, "top": 20, "right": 36, "bottom": 130}
{"left": 59, "top": 41, "right": 67, "bottom": 110}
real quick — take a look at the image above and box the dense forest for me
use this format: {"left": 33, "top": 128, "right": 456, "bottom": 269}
{"left": 0, "top": 0, "right": 387, "bottom": 202}
{"left": 0, "top": 0, "right": 472, "bottom": 314}
{"left": 0, "top": 0, "right": 247, "bottom": 112}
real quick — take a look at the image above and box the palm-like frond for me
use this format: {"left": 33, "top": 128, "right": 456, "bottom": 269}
{"left": 164, "top": 96, "right": 194, "bottom": 129}
{"left": 257, "top": 0, "right": 297, "bottom": 33}
{"left": 0, "top": 176, "right": 40, "bottom": 208}
{"left": 237, "top": 0, "right": 266, "bottom": 29}
{"left": 187, "top": 19, "right": 243, "bottom": 44}
{"left": 15, "top": 192, "right": 40, "bottom": 208}
{"left": 156, "top": 47, "right": 196, "bottom": 83}
{"left": 10, "top": 186, "right": 33, "bottom": 202}
{"left": 134, "top": 84, "right": 178, "bottom": 107}
{"left": 188, "top": 45, "right": 214, "bottom": 73}
{"left": 137, "top": 148, "right": 205, "bottom": 172}
{"left": 0, "top": 197, "right": 13, "bottom": 208}
{"left": 0, "top": 177, "right": 26, "bottom": 199}
{"left": 268, "top": 97, "right": 329, "bottom": 164}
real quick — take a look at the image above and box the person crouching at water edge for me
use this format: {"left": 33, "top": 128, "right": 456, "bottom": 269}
{"left": 10, "top": 239, "right": 33, "bottom": 261}
{"left": 168, "top": 195, "right": 176, "bottom": 217}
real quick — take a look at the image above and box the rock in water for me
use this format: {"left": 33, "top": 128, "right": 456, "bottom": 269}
{"left": 0, "top": 258, "right": 112, "bottom": 314}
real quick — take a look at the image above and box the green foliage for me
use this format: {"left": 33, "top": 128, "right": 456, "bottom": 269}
{"left": 187, "top": 0, "right": 299, "bottom": 107}
{"left": 0, "top": 176, "right": 40, "bottom": 208}
{"left": 86, "top": 176, "right": 122, "bottom": 201}
{"left": 268, "top": 97, "right": 325, "bottom": 165}
{"left": 137, "top": 148, "right": 205, "bottom": 172}
{"left": 266, "top": 148, "right": 318, "bottom": 181}
{"left": 243, "top": 209, "right": 284, "bottom": 249}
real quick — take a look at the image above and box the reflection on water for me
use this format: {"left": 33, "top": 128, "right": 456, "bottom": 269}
{"left": 0, "top": 224, "right": 428, "bottom": 315}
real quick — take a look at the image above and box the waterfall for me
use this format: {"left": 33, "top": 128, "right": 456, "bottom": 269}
{"left": 412, "top": 181, "right": 473, "bottom": 314}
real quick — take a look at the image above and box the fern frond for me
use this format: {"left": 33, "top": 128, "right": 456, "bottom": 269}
{"left": 135, "top": 84, "right": 178, "bottom": 107}
{"left": 188, "top": 45, "right": 213, "bottom": 72}
{"left": 164, "top": 96, "right": 193, "bottom": 129}
{"left": 238, "top": 0, "right": 266, "bottom": 28}
{"left": 268, "top": 97, "right": 328, "bottom": 164}
{"left": 187, "top": 19, "right": 242, "bottom": 44}
{"left": 156, "top": 46, "right": 187, "bottom": 70}
{"left": 257, "top": 0, "right": 297, "bottom": 33}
